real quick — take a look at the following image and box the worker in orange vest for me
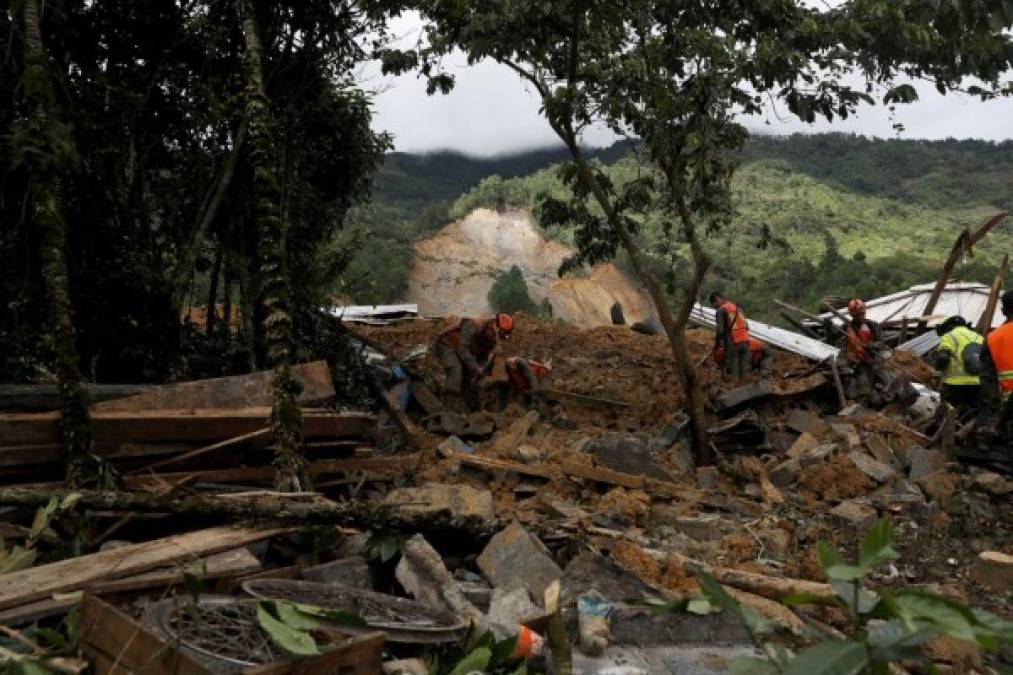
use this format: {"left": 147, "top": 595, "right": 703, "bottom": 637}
{"left": 710, "top": 292, "right": 750, "bottom": 380}
{"left": 435, "top": 314, "right": 514, "bottom": 410}
{"left": 494, "top": 356, "right": 553, "bottom": 410}
{"left": 714, "top": 338, "right": 773, "bottom": 374}
{"left": 978, "top": 290, "right": 1013, "bottom": 445}
{"left": 842, "top": 299, "right": 884, "bottom": 405}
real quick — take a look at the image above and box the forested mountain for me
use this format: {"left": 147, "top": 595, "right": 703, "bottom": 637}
{"left": 340, "top": 133, "right": 1013, "bottom": 320}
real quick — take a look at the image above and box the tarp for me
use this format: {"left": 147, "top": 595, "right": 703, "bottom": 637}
{"left": 331, "top": 304, "right": 419, "bottom": 324}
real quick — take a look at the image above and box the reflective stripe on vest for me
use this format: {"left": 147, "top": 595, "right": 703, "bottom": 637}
{"left": 987, "top": 322, "right": 1013, "bottom": 393}
{"left": 721, "top": 302, "right": 749, "bottom": 343}
{"left": 938, "top": 325, "right": 983, "bottom": 386}
{"left": 846, "top": 322, "right": 873, "bottom": 363}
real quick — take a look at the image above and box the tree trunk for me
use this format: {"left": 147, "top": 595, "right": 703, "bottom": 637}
{"left": 237, "top": 0, "right": 307, "bottom": 492}
{"left": 554, "top": 127, "right": 712, "bottom": 462}
{"left": 19, "top": 0, "right": 96, "bottom": 487}
{"left": 206, "top": 242, "right": 224, "bottom": 336}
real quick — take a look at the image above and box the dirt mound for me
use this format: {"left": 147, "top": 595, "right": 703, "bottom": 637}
{"left": 407, "top": 208, "right": 655, "bottom": 327}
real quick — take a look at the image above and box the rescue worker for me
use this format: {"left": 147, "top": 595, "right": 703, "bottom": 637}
{"left": 932, "top": 316, "right": 984, "bottom": 417}
{"left": 714, "top": 338, "right": 773, "bottom": 374}
{"left": 978, "top": 290, "right": 1013, "bottom": 446}
{"left": 496, "top": 356, "right": 553, "bottom": 410}
{"left": 842, "top": 299, "right": 883, "bottom": 405}
{"left": 710, "top": 292, "right": 750, "bottom": 380}
{"left": 435, "top": 313, "right": 514, "bottom": 410}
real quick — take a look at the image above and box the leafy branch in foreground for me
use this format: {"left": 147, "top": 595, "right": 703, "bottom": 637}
{"left": 685, "top": 519, "right": 1013, "bottom": 675}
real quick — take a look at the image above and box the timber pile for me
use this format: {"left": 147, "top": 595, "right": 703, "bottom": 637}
{"left": 0, "top": 319, "right": 1010, "bottom": 674}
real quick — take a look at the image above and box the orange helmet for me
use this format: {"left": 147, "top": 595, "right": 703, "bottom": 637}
{"left": 496, "top": 313, "right": 514, "bottom": 338}
{"left": 847, "top": 299, "right": 866, "bottom": 317}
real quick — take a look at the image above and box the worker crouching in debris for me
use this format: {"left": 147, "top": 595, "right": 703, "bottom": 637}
{"left": 435, "top": 313, "right": 514, "bottom": 411}
{"left": 841, "top": 299, "right": 886, "bottom": 406}
{"left": 491, "top": 356, "right": 553, "bottom": 410}
{"left": 710, "top": 292, "right": 750, "bottom": 380}
{"left": 977, "top": 290, "right": 1013, "bottom": 447}
{"left": 933, "top": 316, "right": 984, "bottom": 417}
{"left": 715, "top": 338, "right": 773, "bottom": 374}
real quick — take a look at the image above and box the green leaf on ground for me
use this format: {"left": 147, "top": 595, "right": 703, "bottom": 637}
{"left": 256, "top": 602, "right": 319, "bottom": 656}
{"left": 782, "top": 640, "right": 869, "bottom": 675}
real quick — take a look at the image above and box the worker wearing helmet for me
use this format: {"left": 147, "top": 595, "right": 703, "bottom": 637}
{"left": 492, "top": 356, "right": 553, "bottom": 410}
{"left": 714, "top": 338, "right": 773, "bottom": 374}
{"left": 933, "top": 316, "right": 984, "bottom": 417}
{"left": 435, "top": 313, "right": 514, "bottom": 410}
{"left": 843, "top": 299, "right": 883, "bottom": 405}
{"left": 710, "top": 291, "right": 750, "bottom": 380}
{"left": 978, "top": 290, "right": 1013, "bottom": 448}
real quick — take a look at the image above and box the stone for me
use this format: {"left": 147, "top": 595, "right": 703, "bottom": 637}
{"left": 650, "top": 413, "right": 691, "bottom": 451}
{"left": 847, "top": 451, "right": 897, "bottom": 484}
{"left": 458, "top": 579, "right": 494, "bottom": 612}
{"left": 591, "top": 432, "right": 674, "bottom": 481}
{"left": 785, "top": 409, "right": 830, "bottom": 437}
{"left": 571, "top": 436, "right": 594, "bottom": 453}
{"left": 384, "top": 483, "right": 495, "bottom": 523}
{"left": 907, "top": 447, "right": 945, "bottom": 481}
{"left": 696, "top": 466, "right": 720, "bottom": 490}
{"left": 302, "top": 556, "right": 371, "bottom": 587}
{"left": 786, "top": 432, "right": 820, "bottom": 459}
{"left": 516, "top": 444, "right": 545, "bottom": 464}
{"left": 925, "top": 635, "right": 983, "bottom": 674}
{"left": 477, "top": 521, "right": 563, "bottom": 599}
{"left": 889, "top": 478, "right": 925, "bottom": 504}
{"left": 970, "top": 551, "right": 1013, "bottom": 592}
{"left": 768, "top": 457, "right": 802, "bottom": 488}
{"left": 799, "top": 443, "right": 836, "bottom": 468}
{"left": 918, "top": 470, "right": 958, "bottom": 507}
{"left": 673, "top": 515, "right": 725, "bottom": 542}
{"left": 429, "top": 411, "right": 497, "bottom": 439}
{"left": 382, "top": 659, "right": 427, "bottom": 675}
{"left": 830, "top": 423, "right": 862, "bottom": 451}
{"left": 969, "top": 472, "right": 1010, "bottom": 496}
{"left": 482, "top": 587, "right": 543, "bottom": 639}
{"left": 437, "top": 435, "right": 471, "bottom": 458}
{"left": 491, "top": 411, "right": 540, "bottom": 454}
{"left": 864, "top": 434, "right": 900, "bottom": 469}
{"left": 716, "top": 381, "right": 775, "bottom": 411}
{"left": 395, "top": 535, "right": 482, "bottom": 623}
{"left": 561, "top": 549, "right": 656, "bottom": 607}
{"left": 837, "top": 403, "right": 865, "bottom": 417}
{"left": 829, "top": 500, "right": 878, "bottom": 530}
{"left": 757, "top": 528, "right": 792, "bottom": 562}
{"left": 540, "top": 495, "right": 590, "bottom": 520}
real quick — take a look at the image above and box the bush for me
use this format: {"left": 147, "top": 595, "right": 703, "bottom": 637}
{"left": 488, "top": 265, "right": 540, "bottom": 316}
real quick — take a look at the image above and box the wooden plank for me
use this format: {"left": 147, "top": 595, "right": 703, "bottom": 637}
{"left": 0, "top": 442, "right": 190, "bottom": 469}
{"left": 0, "top": 409, "right": 375, "bottom": 446}
{"left": 366, "top": 370, "right": 423, "bottom": 453}
{"left": 977, "top": 253, "right": 1008, "bottom": 336}
{"left": 81, "top": 594, "right": 209, "bottom": 675}
{"left": 0, "top": 525, "right": 288, "bottom": 610}
{"left": 0, "top": 548, "right": 261, "bottom": 626}
{"left": 0, "top": 384, "right": 152, "bottom": 412}
{"left": 128, "top": 427, "right": 272, "bottom": 475}
{"left": 93, "top": 360, "right": 335, "bottom": 412}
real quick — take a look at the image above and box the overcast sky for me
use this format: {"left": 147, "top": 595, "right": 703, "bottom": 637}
{"left": 365, "top": 13, "right": 1013, "bottom": 156}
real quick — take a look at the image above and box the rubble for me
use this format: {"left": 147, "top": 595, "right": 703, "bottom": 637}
{"left": 395, "top": 534, "right": 483, "bottom": 624}
{"left": 829, "top": 500, "right": 879, "bottom": 530}
{"left": 477, "top": 521, "right": 564, "bottom": 599}
{"left": 971, "top": 551, "right": 1013, "bottom": 592}
{"left": 383, "top": 483, "right": 495, "bottom": 523}
{"left": 846, "top": 450, "right": 897, "bottom": 483}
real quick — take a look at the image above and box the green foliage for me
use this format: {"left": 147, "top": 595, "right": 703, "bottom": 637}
{"left": 488, "top": 266, "right": 541, "bottom": 316}
{"left": 428, "top": 630, "right": 535, "bottom": 675}
{"left": 256, "top": 600, "right": 368, "bottom": 657}
{"left": 691, "top": 519, "right": 1013, "bottom": 675}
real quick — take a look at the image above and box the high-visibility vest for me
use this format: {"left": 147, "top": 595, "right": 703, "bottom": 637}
{"left": 845, "top": 321, "right": 873, "bottom": 364}
{"left": 439, "top": 317, "right": 497, "bottom": 361}
{"left": 748, "top": 338, "right": 766, "bottom": 366}
{"left": 938, "top": 325, "right": 984, "bottom": 386}
{"left": 986, "top": 321, "right": 1013, "bottom": 394}
{"left": 506, "top": 358, "right": 551, "bottom": 392}
{"left": 720, "top": 302, "right": 749, "bottom": 343}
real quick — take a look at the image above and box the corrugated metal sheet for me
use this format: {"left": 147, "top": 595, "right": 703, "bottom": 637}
{"left": 690, "top": 305, "right": 840, "bottom": 362}
{"left": 896, "top": 331, "right": 941, "bottom": 356}
{"left": 819, "top": 281, "right": 1002, "bottom": 329}
{"left": 331, "top": 303, "right": 419, "bottom": 324}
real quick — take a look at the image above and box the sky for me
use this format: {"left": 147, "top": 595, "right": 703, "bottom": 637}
{"left": 364, "top": 13, "right": 1013, "bottom": 156}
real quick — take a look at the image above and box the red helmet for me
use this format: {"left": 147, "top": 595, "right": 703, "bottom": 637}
{"left": 847, "top": 299, "right": 866, "bottom": 317}
{"left": 496, "top": 313, "right": 514, "bottom": 337}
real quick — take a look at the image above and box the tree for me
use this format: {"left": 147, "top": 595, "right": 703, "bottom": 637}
{"left": 488, "top": 265, "right": 540, "bottom": 315}
{"left": 391, "top": 0, "right": 1011, "bottom": 463}
{"left": 12, "top": 0, "right": 96, "bottom": 487}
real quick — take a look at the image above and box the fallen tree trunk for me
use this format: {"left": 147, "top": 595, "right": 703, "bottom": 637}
{"left": 0, "top": 487, "right": 496, "bottom": 534}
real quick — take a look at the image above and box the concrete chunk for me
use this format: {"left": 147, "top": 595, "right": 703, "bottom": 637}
{"left": 785, "top": 409, "right": 830, "bottom": 437}
{"left": 831, "top": 423, "right": 862, "bottom": 451}
{"left": 477, "top": 521, "right": 563, "bottom": 599}
{"left": 799, "top": 443, "right": 836, "bottom": 468}
{"left": 591, "top": 432, "right": 674, "bottom": 481}
{"left": 482, "top": 588, "right": 543, "bottom": 639}
{"left": 847, "top": 451, "right": 897, "bottom": 484}
{"left": 384, "top": 483, "right": 495, "bottom": 523}
{"left": 863, "top": 434, "right": 899, "bottom": 470}
{"left": 395, "top": 535, "right": 482, "bottom": 623}
{"left": 786, "top": 432, "right": 820, "bottom": 459}
{"left": 829, "top": 500, "right": 878, "bottom": 530}
{"left": 768, "top": 458, "right": 802, "bottom": 488}
{"left": 908, "top": 447, "right": 945, "bottom": 481}
{"left": 917, "top": 470, "right": 958, "bottom": 507}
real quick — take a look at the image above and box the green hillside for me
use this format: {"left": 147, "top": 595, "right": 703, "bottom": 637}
{"left": 338, "top": 134, "right": 1013, "bottom": 320}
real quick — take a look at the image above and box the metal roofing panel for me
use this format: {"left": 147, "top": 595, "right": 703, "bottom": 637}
{"left": 896, "top": 331, "right": 941, "bottom": 357}
{"left": 690, "top": 305, "right": 840, "bottom": 362}
{"left": 818, "top": 282, "right": 1003, "bottom": 329}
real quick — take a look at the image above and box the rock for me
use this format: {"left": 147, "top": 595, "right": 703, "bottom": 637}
{"left": 551, "top": 413, "right": 578, "bottom": 430}
{"left": 561, "top": 549, "right": 656, "bottom": 607}
{"left": 650, "top": 413, "right": 691, "bottom": 451}
{"left": 847, "top": 451, "right": 897, "bottom": 483}
{"left": 785, "top": 409, "right": 830, "bottom": 437}
{"left": 970, "top": 551, "right": 1013, "bottom": 592}
{"left": 591, "top": 432, "right": 674, "bottom": 481}
{"left": 395, "top": 535, "right": 482, "bottom": 623}
{"left": 429, "top": 411, "right": 497, "bottom": 439}
{"left": 540, "top": 495, "right": 590, "bottom": 520}
{"left": 673, "top": 515, "right": 725, "bottom": 542}
{"left": 716, "top": 381, "right": 775, "bottom": 411}
{"left": 382, "top": 659, "right": 427, "bottom": 675}
{"left": 925, "top": 634, "right": 983, "bottom": 674}
{"left": 864, "top": 434, "right": 900, "bottom": 469}
{"left": 384, "top": 483, "right": 495, "bottom": 523}
{"left": 908, "top": 447, "right": 945, "bottom": 481}
{"left": 696, "top": 466, "right": 720, "bottom": 490}
{"left": 969, "top": 472, "right": 1010, "bottom": 496}
{"left": 482, "top": 587, "right": 543, "bottom": 639}
{"left": 830, "top": 423, "right": 862, "bottom": 451}
{"left": 837, "top": 403, "right": 865, "bottom": 417}
{"left": 757, "top": 528, "right": 792, "bottom": 562}
{"left": 768, "top": 457, "right": 802, "bottom": 488}
{"left": 302, "top": 556, "right": 371, "bottom": 587}
{"left": 477, "top": 521, "right": 563, "bottom": 599}
{"left": 334, "top": 531, "right": 371, "bottom": 559}
{"left": 829, "top": 500, "right": 878, "bottom": 530}
{"left": 888, "top": 478, "right": 925, "bottom": 504}
{"left": 918, "top": 470, "right": 958, "bottom": 507}
{"left": 799, "top": 443, "right": 836, "bottom": 468}
{"left": 786, "top": 432, "right": 820, "bottom": 459}
{"left": 572, "top": 645, "right": 761, "bottom": 674}
{"left": 571, "top": 436, "right": 594, "bottom": 453}
{"left": 491, "top": 411, "right": 540, "bottom": 454}
{"left": 458, "top": 579, "right": 494, "bottom": 612}
{"left": 437, "top": 435, "right": 471, "bottom": 458}
{"left": 516, "top": 444, "right": 544, "bottom": 464}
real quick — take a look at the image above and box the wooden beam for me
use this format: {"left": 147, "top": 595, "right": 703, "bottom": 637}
{"left": 977, "top": 253, "right": 1008, "bottom": 336}
{"left": 127, "top": 427, "right": 271, "bottom": 475}
{"left": 0, "top": 525, "right": 288, "bottom": 610}
{"left": 0, "top": 442, "right": 190, "bottom": 469}
{"left": 779, "top": 311, "right": 820, "bottom": 339}
{"left": 0, "top": 384, "right": 152, "bottom": 412}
